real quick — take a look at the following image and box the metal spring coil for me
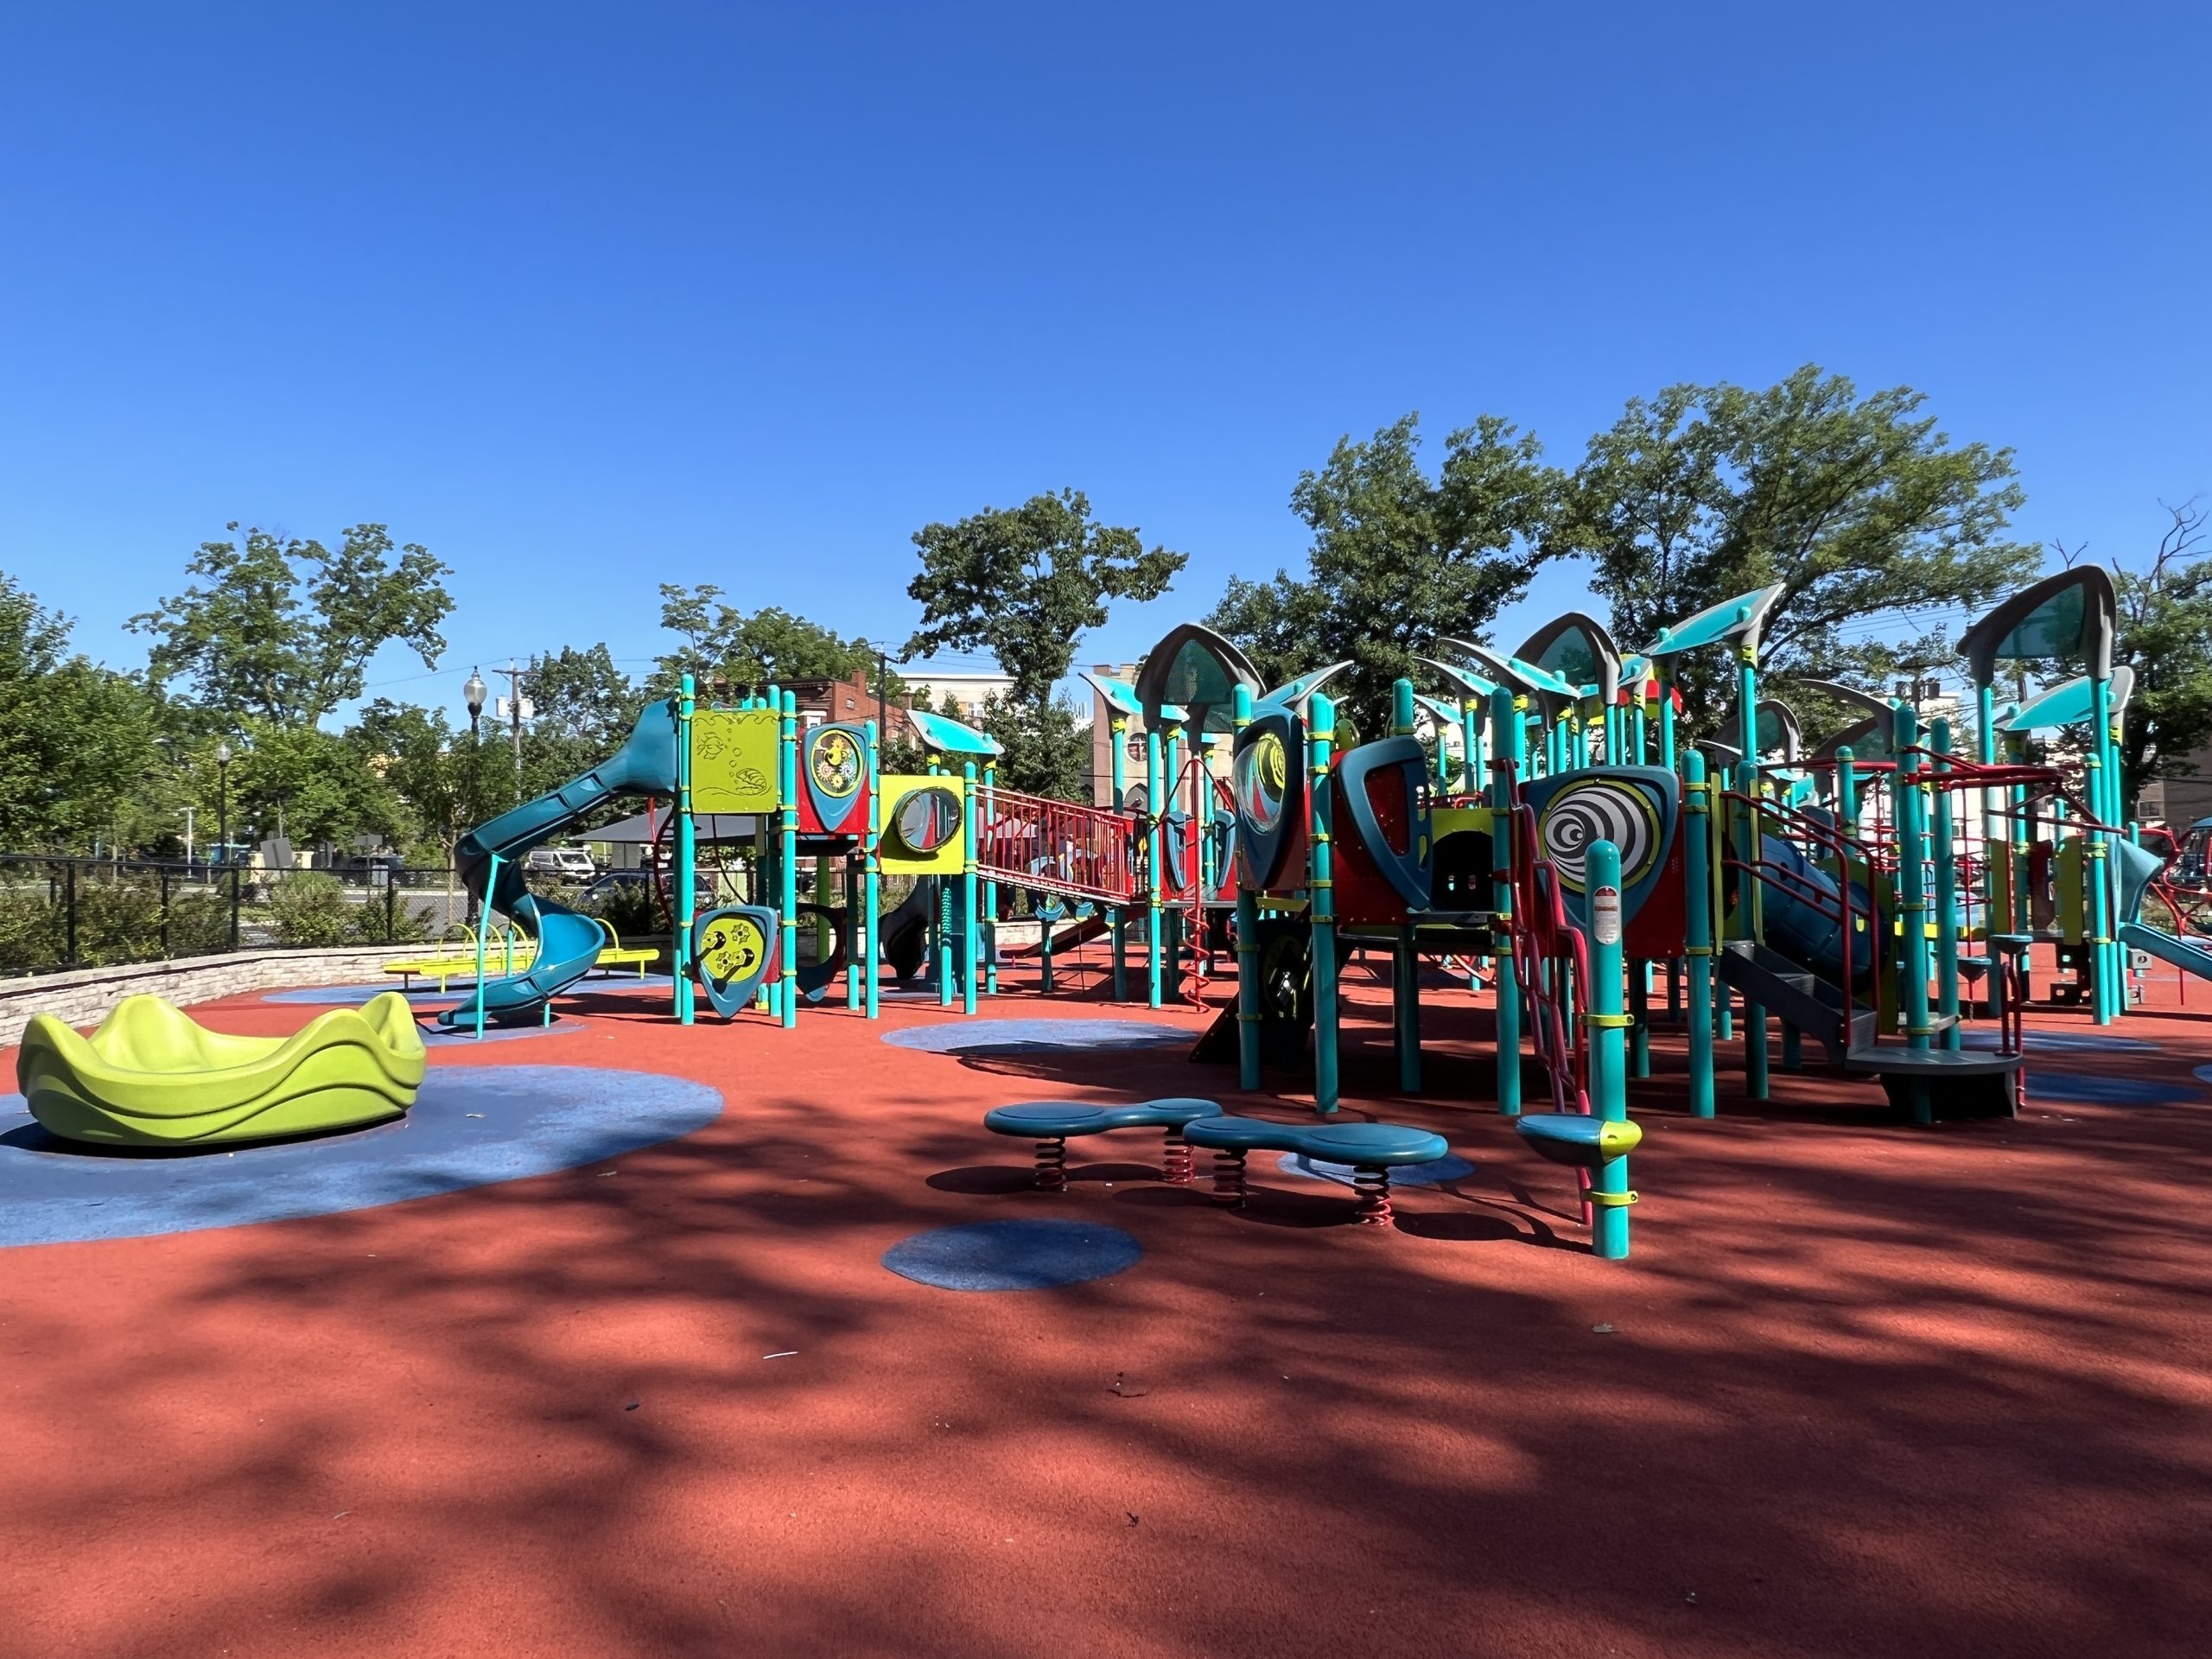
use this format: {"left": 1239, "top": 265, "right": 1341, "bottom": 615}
{"left": 1351, "top": 1166, "right": 1393, "bottom": 1226}
{"left": 1161, "top": 1128, "right": 1193, "bottom": 1185}
{"left": 1211, "top": 1147, "right": 1248, "bottom": 1206}
{"left": 1033, "top": 1138, "right": 1068, "bottom": 1192}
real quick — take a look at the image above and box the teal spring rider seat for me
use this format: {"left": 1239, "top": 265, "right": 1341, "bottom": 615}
{"left": 1182, "top": 1116, "right": 1451, "bottom": 1225}
{"left": 982, "top": 1097, "right": 1224, "bottom": 1191}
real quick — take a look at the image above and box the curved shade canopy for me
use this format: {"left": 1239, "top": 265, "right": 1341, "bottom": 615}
{"left": 1756, "top": 698, "right": 1802, "bottom": 764}
{"left": 1414, "top": 655, "right": 1500, "bottom": 704}
{"left": 1437, "top": 638, "right": 1580, "bottom": 707}
{"left": 1257, "top": 660, "right": 1354, "bottom": 713}
{"left": 1811, "top": 715, "right": 1897, "bottom": 766}
{"left": 1134, "top": 623, "right": 1262, "bottom": 736}
{"left": 1519, "top": 612, "right": 1624, "bottom": 709}
{"left": 2002, "top": 664, "right": 2136, "bottom": 734}
{"left": 907, "top": 706, "right": 1004, "bottom": 760}
{"left": 1959, "top": 566, "right": 2117, "bottom": 687}
{"left": 1641, "top": 583, "right": 1787, "bottom": 659}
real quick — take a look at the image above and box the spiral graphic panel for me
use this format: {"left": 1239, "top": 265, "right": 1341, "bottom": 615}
{"left": 1522, "top": 767, "right": 1679, "bottom": 935}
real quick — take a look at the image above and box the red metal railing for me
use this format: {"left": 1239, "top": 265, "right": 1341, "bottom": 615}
{"left": 975, "top": 787, "right": 1141, "bottom": 907}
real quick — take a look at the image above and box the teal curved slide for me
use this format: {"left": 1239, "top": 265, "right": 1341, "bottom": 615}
{"left": 438, "top": 702, "right": 682, "bottom": 1029}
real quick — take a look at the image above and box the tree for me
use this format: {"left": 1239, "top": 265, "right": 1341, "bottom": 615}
{"left": 651, "top": 587, "right": 887, "bottom": 698}
{"left": 349, "top": 700, "right": 514, "bottom": 868}
{"left": 130, "top": 523, "right": 454, "bottom": 727}
{"left": 519, "top": 644, "right": 642, "bottom": 797}
{"left": 1561, "top": 368, "right": 2040, "bottom": 727}
{"left": 1208, "top": 415, "right": 1561, "bottom": 733}
{"left": 0, "top": 573, "right": 174, "bottom": 852}
{"left": 223, "top": 722, "right": 406, "bottom": 850}
{"left": 972, "top": 690, "right": 1090, "bottom": 800}
{"left": 906, "top": 490, "right": 1186, "bottom": 707}
{"left": 2060, "top": 500, "right": 2212, "bottom": 817}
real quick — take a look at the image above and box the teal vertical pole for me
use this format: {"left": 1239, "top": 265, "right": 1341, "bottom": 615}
{"left": 779, "top": 690, "right": 798, "bottom": 1028}
{"left": 961, "top": 762, "right": 978, "bottom": 1015}
{"left": 1737, "top": 650, "right": 1767, "bottom": 1100}
{"left": 863, "top": 720, "right": 880, "bottom": 1020}
{"left": 1490, "top": 686, "right": 1522, "bottom": 1116}
{"left": 1233, "top": 685, "right": 1262, "bottom": 1090}
{"left": 2088, "top": 673, "right": 2116, "bottom": 1023}
{"left": 1460, "top": 700, "right": 1481, "bottom": 794}
{"left": 1145, "top": 726, "right": 1163, "bottom": 1009}
{"left": 1682, "top": 753, "right": 1715, "bottom": 1117}
{"left": 1893, "top": 704, "right": 1935, "bottom": 1122}
{"left": 1309, "top": 692, "right": 1341, "bottom": 1116}
{"left": 1110, "top": 713, "right": 1129, "bottom": 1002}
{"left": 677, "top": 675, "right": 696, "bottom": 1025}
{"left": 1392, "top": 677, "right": 1421, "bottom": 1093}
{"left": 1586, "top": 838, "right": 1632, "bottom": 1260}
{"left": 472, "top": 850, "right": 499, "bottom": 1038}
{"left": 982, "top": 761, "right": 998, "bottom": 996}
{"left": 1656, "top": 659, "right": 1677, "bottom": 771}
{"left": 1931, "top": 717, "right": 1961, "bottom": 1047}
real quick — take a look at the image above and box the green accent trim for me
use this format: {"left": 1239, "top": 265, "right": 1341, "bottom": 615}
{"left": 1583, "top": 1012, "right": 1633, "bottom": 1029}
{"left": 1588, "top": 1189, "right": 1639, "bottom": 1208}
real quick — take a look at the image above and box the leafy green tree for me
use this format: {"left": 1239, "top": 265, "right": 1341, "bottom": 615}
{"left": 0, "top": 572, "right": 174, "bottom": 852}
{"left": 2062, "top": 500, "right": 2212, "bottom": 817}
{"left": 222, "top": 722, "right": 406, "bottom": 850}
{"left": 513, "top": 644, "right": 644, "bottom": 798}
{"left": 906, "top": 490, "right": 1186, "bottom": 707}
{"left": 130, "top": 523, "right": 454, "bottom": 727}
{"left": 348, "top": 700, "right": 515, "bottom": 868}
{"left": 651, "top": 587, "right": 888, "bottom": 699}
{"left": 971, "top": 690, "right": 1089, "bottom": 800}
{"left": 1209, "top": 415, "right": 1561, "bottom": 733}
{"left": 1560, "top": 368, "right": 2039, "bottom": 725}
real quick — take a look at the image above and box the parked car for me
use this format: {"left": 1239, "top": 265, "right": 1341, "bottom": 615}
{"left": 524, "top": 848, "right": 599, "bottom": 882}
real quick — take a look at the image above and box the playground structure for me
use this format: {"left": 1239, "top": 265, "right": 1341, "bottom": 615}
{"left": 18, "top": 563, "right": 2205, "bottom": 1268}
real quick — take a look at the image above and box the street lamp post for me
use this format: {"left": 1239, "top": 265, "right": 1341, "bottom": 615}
{"left": 464, "top": 668, "right": 487, "bottom": 739}
{"left": 214, "top": 740, "right": 236, "bottom": 948}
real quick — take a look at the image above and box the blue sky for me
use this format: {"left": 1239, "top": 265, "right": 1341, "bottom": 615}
{"left": 3, "top": 2, "right": 2206, "bottom": 720}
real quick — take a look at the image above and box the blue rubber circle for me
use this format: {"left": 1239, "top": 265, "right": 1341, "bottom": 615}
{"left": 883, "top": 1019, "right": 1190, "bottom": 1054}
{"left": 2025, "top": 1071, "right": 2200, "bottom": 1106}
{"left": 2196, "top": 1065, "right": 2212, "bottom": 1086}
{"left": 1279, "top": 1151, "right": 1474, "bottom": 1187}
{"left": 881, "top": 1219, "right": 1143, "bottom": 1291}
{"left": 0, "top": 1065, "right": 722, "bottom": 1248}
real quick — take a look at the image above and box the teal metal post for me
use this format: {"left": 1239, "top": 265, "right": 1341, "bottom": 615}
{"left": 1931, "top": 717, "right": 1961, "bottom": 1048}
{"left": 1392, "top": 677, "right": 1421, "bottom": 1093}
{"left": 2088, "top": 673, "right": 2117, "bottom": 1023}
{"left": 471, "top": 849, "right": 500, "bottom": 1039}
{"left": 1309, "top": 693, "right": 1341, "bottom": 1115}
{"left": 1736, "top": 652, "right": 1768, "bottom": 1100}
{"left": 863, "top": 720, "right": 880, "bottom": 1020}
{"left": 779, "top": 690, "right": 798, "bottom": 1028}
{"left": 677, "top": 674, "right": 696, "bottom": 1025}
{"left": 1231, "top": 686, "right": 1262, "bottom": 1089}
{"left": 1489, "top": 686, "right": 1522, "bottom": 1116}
{"left": 1586, "top": 838, "right": 1633, "bottom": 1259}
{"left": 1460, "top": 700, "right": 1482, "bottom": 794}
{"left": 1110, "top": 713, "right": 1128, "bottom": 1001}
{"left": 961, "top": 761, "right": 978, "bottom": 1015}
{"left": 1682, "top": 753, "right": 1715, "bottom": 1116}
{"left": 982, "top": 762, "right": 998, "bottom": 996}
{"left": 1145, "top": 727, "right": 1164, "bottom": 1008}
{"left": 1893, "top": 704, "right": 1935, "bottom": 1122}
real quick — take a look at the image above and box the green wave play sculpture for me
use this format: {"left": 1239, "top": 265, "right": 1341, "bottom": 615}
{"left": 16, "top": 993, "right": 427, "bottom": 1147}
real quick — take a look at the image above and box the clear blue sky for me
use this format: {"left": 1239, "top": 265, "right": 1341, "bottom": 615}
{"left": 3, "top": 2, "right": 2205, "bottom": 720}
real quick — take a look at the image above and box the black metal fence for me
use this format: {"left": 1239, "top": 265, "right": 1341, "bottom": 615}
{"left": 0, "top": 856, "right": 477, "bottom": 977}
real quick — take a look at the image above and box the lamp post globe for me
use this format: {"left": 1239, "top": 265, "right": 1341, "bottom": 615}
{"left": 464, "top": 668, "right": 488, "bottom": 738}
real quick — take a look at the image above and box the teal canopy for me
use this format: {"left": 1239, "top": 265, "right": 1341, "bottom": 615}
{"left": 907, "top": 707, "right": 1004, "bottom": 759}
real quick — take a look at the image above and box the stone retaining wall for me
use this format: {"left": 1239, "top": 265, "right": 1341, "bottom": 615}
{"left": 0, "top": 946, "right": 429, "bottom": 1047}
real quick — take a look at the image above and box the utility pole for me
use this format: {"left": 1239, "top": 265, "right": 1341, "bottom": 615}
{"left": 497, "top": 659, "right": 528, "bottom": 791}
{"left": 877, "top": 650, "right": 889, "bottom": 750}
